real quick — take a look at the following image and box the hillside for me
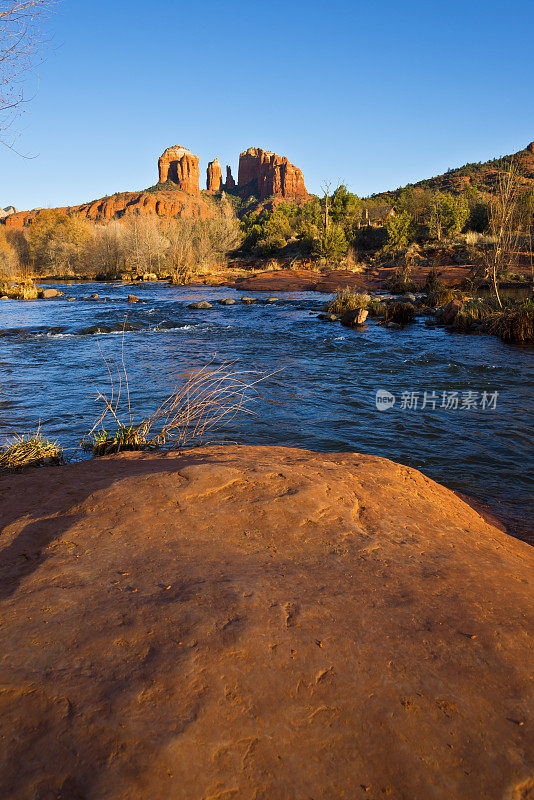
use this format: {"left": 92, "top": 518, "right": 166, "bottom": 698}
{"left": 375, "top": 140, "right": 534, "bottom": 201}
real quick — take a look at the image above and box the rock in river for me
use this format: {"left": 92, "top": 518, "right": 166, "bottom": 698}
{"left": 340, "top": 308, "right": 369, "bottom": 327}
{"left": 188, "top": 301, "right": 213, "bottom": 310}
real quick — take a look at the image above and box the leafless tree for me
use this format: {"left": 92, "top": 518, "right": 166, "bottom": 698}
{"left": 0, "top": 0, "right": 55, "bottom": 149}
{"left": 485, "top": 161, "right": 520, "bottom": 308}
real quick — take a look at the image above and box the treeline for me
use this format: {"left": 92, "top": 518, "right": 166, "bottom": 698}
{"left": 0, "top": 200, "right": 241, "bottom": 281}
{"left": 238, "top": 182, "right": 534, "bottom": 261}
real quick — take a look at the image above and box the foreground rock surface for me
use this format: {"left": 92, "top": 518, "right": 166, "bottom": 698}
{"left": 0, "top": 445, "right": 532, "bottom": 800}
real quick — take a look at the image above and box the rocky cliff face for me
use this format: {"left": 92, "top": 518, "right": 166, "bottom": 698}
{"left": 206, "top": 158, "right": 222, "bottom": 192}
{"left": 238, "top": 147, "right": 308, "bottom": 202}
{"left": 4, "top": 190, "right": 214, "bottom": 229}
{"left": 158, "top": 145, "right": 200, "bottom": 194}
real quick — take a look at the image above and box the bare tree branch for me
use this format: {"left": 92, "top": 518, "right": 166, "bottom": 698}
{"left": 0, "top": 0, "right": 56, "bottom": 151}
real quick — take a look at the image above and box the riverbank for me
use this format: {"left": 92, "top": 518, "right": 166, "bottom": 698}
{"left": 0, "top": 444, "right": 532, "bottom": 800}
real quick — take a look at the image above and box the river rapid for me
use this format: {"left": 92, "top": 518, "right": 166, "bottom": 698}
{"left": 1, "top": 281, "right": 532, "bottom": 541}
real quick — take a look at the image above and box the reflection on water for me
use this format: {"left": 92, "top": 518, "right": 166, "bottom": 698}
{"left": 0, "top": 281, "right": 533, "bottom": 541}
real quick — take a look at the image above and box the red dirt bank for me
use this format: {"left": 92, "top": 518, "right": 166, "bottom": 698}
{"left": 0, "top": 445, "right": 532, "bottom": 800}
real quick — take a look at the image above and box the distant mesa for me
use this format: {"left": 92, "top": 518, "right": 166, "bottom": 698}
{"left": 158, "top": 145, "right": 200, "bottom": 195}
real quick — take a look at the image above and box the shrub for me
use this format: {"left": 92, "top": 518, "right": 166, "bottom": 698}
{"left": 427, "top": 288, "right": 467, "bottom": 308}
{"left": 0, "top": 278, "right": 39, "bottom": 300}
{"left": 328, "top": 288, "right": 371, "bottom": 315}
{"left": 314, "top": 225, "right": 348, "bottom": 262}
{"left": 453, "top": 300, "right": 495, "bottom": 329}
{"left": 429, "top": 192, "right": 470, "bottom": 240}
{"left": 487, "top": 302, "right": 534, "bottom": 343}
{"left": 0, "top": 433, "right": 63, "bottom": 471}
{"left": 422, "top": 268, "right": 445, "bottom": 294}
{"left": 387, "top": 267, "right": 417, "bottom": 293}
{"left": 385, "top": 211, "right": 415, "bottom": 249}
{"left": 367, "top": 298, "right": 387, "bottom": 316}
{"left": 467, "top": 202, "right": 489, "bottom": 233}
{"left": 385, "top": 302, "right": 416, "bottom": 324}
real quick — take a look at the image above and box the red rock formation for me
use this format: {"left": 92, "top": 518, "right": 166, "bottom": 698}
{"left": 158, "top": 145, "right": 200, "bottom": 194}
{"left": 1, "top": 445, "right": 533, "bottom": 800}
{"left": 4, "top": 189, "right": 214, "bottom": 229}
{"left": 238, "top": 147, "right": 308, "bottom": 202}
{"left": 206, "top": 158, "right": 222, "bottom": 192}
{"left": 225, "top": 165, "right": 236, "bottom": 192}
{"left": 527, "top": 141, "right": 534, "bottom": 154}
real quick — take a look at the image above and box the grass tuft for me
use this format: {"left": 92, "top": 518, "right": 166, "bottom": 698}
{"left": 328, "top": 288, "right": 371, "bottom": 315}
{"left": 0, "top": 433, "right": 63, "bottom": 471}
{"left": 82, "top": 425, "right": 149, "bottom": 456}
{"left": 486, "top": 302, "right": 534, "bottom": 343}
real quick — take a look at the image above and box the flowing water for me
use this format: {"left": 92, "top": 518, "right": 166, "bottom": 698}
{"left": 1, "top": 282, "right": 533, "bottom": 540}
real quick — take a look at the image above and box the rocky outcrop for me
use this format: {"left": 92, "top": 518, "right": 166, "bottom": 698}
{"left": 0, "top": 444, "right": 532, "bottom": 800}
{"left": 0, "top": 206, "right": 17, "bottom": 219}
{"left": 206, "top": 158, "right": 222, "bottom": 192}
{"left": 4, "top": 189, "right": 214, "bottom": 228}
{"left": 158, "top": 145, "right": 200, "bottom": 194}
{"left": 238, "top": 147, "right": 308, "bottom": 201}
{"left": 225, "top": 165, "right": 236, "bottom": 191}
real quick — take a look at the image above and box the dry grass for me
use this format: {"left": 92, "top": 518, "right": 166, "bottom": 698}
{"left": 328, "top": 288, "right": 371, "bottom": 315}
{"left": 0, "top": 279, "right": 39, "bottom": 300}
{"left": 83, "top": 332, "right": 274, "bottom": 455}
{"left": 486, "top": 302, "right": 534, "bottom": 343}
{"left": 0, "top": 432, "right": 63, "bottom": 471}
{"left": 427, "top": 288, "right": 467, "bottom": 308}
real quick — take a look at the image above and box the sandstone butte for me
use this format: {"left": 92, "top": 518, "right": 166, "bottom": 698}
{"left": 158, "top": 145, "right": 200, "bottom": 194}
{"left": 3, "top": 144, "right": 308, "bottom": 229}
{"left": 238, "top": 146, "right": 308, "bottom": 202}
{"left": 0, "top": 444, "right": 533, "bottom": 800}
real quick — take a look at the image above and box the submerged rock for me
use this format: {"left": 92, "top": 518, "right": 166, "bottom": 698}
{"left": 0, "top": 445, "right": 532, "bottom": 799}
{"left": 317, "top": 312, "right": 338, "bottom": 321}
{"left": 218, "top": 298, "right": 236, "bottom": 305}
{"left": 127, "top": 295, "right": 140, "bottom": 303}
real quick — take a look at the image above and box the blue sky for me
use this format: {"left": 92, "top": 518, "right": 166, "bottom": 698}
{"left": 1, "top": 0, "right": 533, "bottom": 210}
